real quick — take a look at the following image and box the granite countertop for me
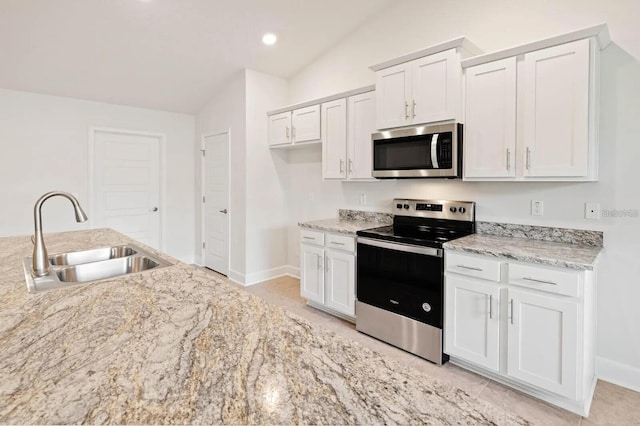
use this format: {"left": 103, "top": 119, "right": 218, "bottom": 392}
{"left": 0, "top": 228, "right": 527, "bottom": 424}
{"left": 298, "top": 217, "right": 387, "bottom": 235}
{"left": 444, "top": 233, "right": 602, "bottom": 271}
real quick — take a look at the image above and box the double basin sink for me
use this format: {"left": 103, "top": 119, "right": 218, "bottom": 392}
{"left": 23, "top": 244, "right": 172, "bottom": 293}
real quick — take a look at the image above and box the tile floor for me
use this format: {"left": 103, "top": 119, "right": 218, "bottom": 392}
{"left": 208, "top": 271, "right": 640, "bottom": 426}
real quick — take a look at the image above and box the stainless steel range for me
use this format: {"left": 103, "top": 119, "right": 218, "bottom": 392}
{"left": 355, "top": 198, "right": 475, "bottom": 364}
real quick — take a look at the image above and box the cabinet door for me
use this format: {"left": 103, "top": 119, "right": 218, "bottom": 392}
{"left": 300, "top": 244, "right": 324, "bottom": 304}
{"left": 347, "top": 91, "right": 376, "bottom": 180}
{"left": 522, "top": 39, "right": 590, "bottom": 177}
{"left": 445, "top": 275, "right": 500, "bottom": 371}
{"left": 464, "top": 57, "right": 517, "bottom": 178}
{"left": 375, "top": 62, "right": 411, "bottom": 129}
{"left": 325, "top": 249, "right": 355, "bottom": 317}
{"left": 507, "top": 288, "right": 578, "bottom": 399}
{"left": 322, "top": 99, "right": 347, "bottom": 179}
{"left": 268, "top": 111, "right": 291, "bottom": 146}
{"left": 292, "top": 104, "right": 321, "bottom": 143}
{"left": 412, "top": 49, "right": 460, "bottom": 124}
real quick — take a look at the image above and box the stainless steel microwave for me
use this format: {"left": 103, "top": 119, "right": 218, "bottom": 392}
{"left": 372, "top": 122, "right": 462, "bottom": 178}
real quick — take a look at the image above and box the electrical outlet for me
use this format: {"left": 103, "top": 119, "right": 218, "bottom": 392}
{"left": 585, "top": 202, "right": 600, "bottom": 220}
{"left": 359, "top": 193, "right": 367, "bottom": 205}
{"left": 531, "top": 200, "right": 544, "bottom": 216}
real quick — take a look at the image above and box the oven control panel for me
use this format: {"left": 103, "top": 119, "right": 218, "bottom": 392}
{"left": 393, "top": 199, "right": 475, "bottom": 221}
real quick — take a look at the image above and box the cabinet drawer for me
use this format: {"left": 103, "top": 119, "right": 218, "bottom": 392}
{"left": 446, "top": 252, "right": 502, "bottom": 282}
{"left": 325, "top": 233, "right": 355, "bottom": 252}
{"left": 300, "top": 229, "right": 324, "bottom": 246}
{"left": 509, "top": 263, "right": 580, "bottom": 297}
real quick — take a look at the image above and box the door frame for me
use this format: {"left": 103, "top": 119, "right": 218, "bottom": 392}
{"left": 88, "top": 127, "right": 167, "bottom": 251}
{"left": 200, "top": 129, "right": 231, "bottom": 273}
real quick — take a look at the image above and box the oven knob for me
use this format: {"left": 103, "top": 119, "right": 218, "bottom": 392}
{"left": 449, "top": 207, "right": 457, "bottom": 213}
{"left": 403, "top": 204, "right": 410, "bottom": 210}
{"left": 459, "top": 207, "right": 466, "bottom": 213}
{"left": 422, "top": 303, "right": 432, "bottom": 313}
{"left": 396, "top": 203, "right": 403, "bottom": 209}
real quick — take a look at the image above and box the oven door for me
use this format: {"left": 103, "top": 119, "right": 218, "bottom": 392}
{"left": 356, "top": 237, "right": 444, "bottom": 328}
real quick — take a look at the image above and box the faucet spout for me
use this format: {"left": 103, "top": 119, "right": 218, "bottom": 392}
{"left": 32, "top": 191, "right": 88, "bottom": 277}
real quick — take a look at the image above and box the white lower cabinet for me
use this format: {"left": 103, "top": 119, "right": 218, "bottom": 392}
{"left": 507, "top": 287, "right": 579, "bottom": 399}
{"left": 445, "top": 275, "right": 500, "bottom": 371}
{"left": 299, "top": 229, "right": 356, "bottom": 321}
{"left": 444, "top": 251, "right": 596, "bottom": 416}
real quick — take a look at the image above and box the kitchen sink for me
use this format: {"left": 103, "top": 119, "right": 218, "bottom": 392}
{"left": 56, "top": 256, "right": 160, "bottom": 283}
{"left": 49, "top": 245, "right": 136, "bottom": 266}
{"left": 23, "top": 244, "right": 172, "bottom": 292}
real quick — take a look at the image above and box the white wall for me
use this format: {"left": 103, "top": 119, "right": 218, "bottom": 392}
{"left": 195, "top": 72, "right": 247, "bottom": 279}
{"left": 195, "top": 69, "right": 290, "bottom": 284}
{"left": 0, "top": 88, "right": 195, "bottom": 262}
{"left": 244, "top": 70, "right": 290, "bottom": 284}
{"left": 284, "top": 0, "right": 640, "bottom": 391}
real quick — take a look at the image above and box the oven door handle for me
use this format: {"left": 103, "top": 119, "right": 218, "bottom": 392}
{"left": 357, "top": 237, "right": 443, "bottom": 258}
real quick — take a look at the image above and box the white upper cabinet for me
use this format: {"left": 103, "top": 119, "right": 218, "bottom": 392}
{"left": 412, "top": 49, "right": 461, "bottom": 124}
{"left": 464, "top": 57, "right": 517, "bottom": 178}
{"left": 292, "top": 105, "right": 321, "bottom": 144}
{"left": 268, "top": 111, "right": 292, "bottom": 147}
{"left": 375, "top": 63, "right": 412, "bottom": 129}
{"left": 322, "top": 98, "right": 348, "bottom": 179}
{"left": 522, "top": 39, "right": 590, "bottom": 178}
{"left": 323, "top": 91, "right": 376, "bottom": 181}
{"left": 371, "top": 38, "right": 481, "bottom": 130}
{"left": 347, "top": 91, "right": 376, "bottom": 180}
{"left": 462, "top": 25, "right": 610, "bottom": 181}
{"left": 268, "top": 105, "right": 320, "bottom": 147}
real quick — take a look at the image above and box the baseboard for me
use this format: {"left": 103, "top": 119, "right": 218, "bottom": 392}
{"left": 243, "top": 265, "right": 299, "bottom": 286}
{"left": 228, "top": 269, "right": 245, "bottom": 285}
{"left": 596, "top": 356, "right": 640, "bottom": 392}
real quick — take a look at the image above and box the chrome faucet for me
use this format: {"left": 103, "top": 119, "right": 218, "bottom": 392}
{"left": 32, "top": 191, "right": 88, "bottom": 277}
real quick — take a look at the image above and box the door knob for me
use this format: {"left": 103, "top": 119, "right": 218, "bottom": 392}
{"left": 150, "top": 207, "right": 158, "bottom": 212}
{"left": 219, "top": 209, "right": 228, "bottom": 214}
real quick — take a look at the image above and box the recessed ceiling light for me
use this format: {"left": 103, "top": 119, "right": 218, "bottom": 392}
{"left": 262, "top": 33, "right": 277, "bottom": 46}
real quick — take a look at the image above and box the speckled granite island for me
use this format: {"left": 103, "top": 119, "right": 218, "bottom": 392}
{"left": 0, "top": 229, "right": 527, "bottom": 424}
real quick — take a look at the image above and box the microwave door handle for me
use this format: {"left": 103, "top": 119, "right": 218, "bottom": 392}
{"left": 431, "top": 134, "right": 439, "bottom": 169}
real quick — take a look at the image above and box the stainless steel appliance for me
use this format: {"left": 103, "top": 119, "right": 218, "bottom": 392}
{"left": 372, "top": 122, "right": 462, "bottom": 179}
{"left": 355, "top": 198, "right": 475, "bottom": 364}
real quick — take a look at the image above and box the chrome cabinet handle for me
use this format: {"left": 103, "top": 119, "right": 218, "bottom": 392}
{"left": 317, "top": 256, "right": 322, "bottom": 270}
{"left": 339, "top": 159, "right": 344, "bottom": 173}
{"left": 509, "top": 299, "right": 514, "bottom": 324}
{"left": 331, "top": 241, "right": 345, "bottom": 246}
{"left": 506, "top": 148, "right": 511, "bottom": 171}
{"left": 405, "top": 101, "right": 409, "bottom": 120}
{"left": 523, "top": 277, "right": 557, "bottom": 285}
{"left": 219, "top": 209, "right": 228, "bottom": 214}
{"left": 303, "top": 236, "right": 314, "bottom": 240}
{"left": 292, "top": 126, "right": 296, "bottom": 141}
{"left": 348, "top": 159, "right": 353, "bottom": 174}
{"left": 286, "top": 126, "right": 290, "bottom": 139}
{"left": 526, "top": 147, "right": 531, "bottom": 170}
{"left": 150, "top": 207, "right": 158, "bottom": 212}
{"left": 490, "top": 295, "right": 494, "bottom": 319}
{"left": 412, "top": 100, "right": 416, "bottom": 118}
{"left": 456, "top": 264, "right": 483, "bottom": 271}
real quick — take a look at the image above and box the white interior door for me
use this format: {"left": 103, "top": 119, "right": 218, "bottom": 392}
{"left": 203, "top": 132, "right": 229, "bottom": 275}
{"left": 92, "top": 129, "right": 161, "bottom": 249}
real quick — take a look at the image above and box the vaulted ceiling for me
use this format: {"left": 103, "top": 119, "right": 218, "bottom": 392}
{"left": 0, "top": 0, "right": 394, "bottom": 113}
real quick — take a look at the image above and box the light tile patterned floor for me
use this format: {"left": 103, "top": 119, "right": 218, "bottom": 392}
{"left": 207, "top": 270, "right": 640, "bottom": 425}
